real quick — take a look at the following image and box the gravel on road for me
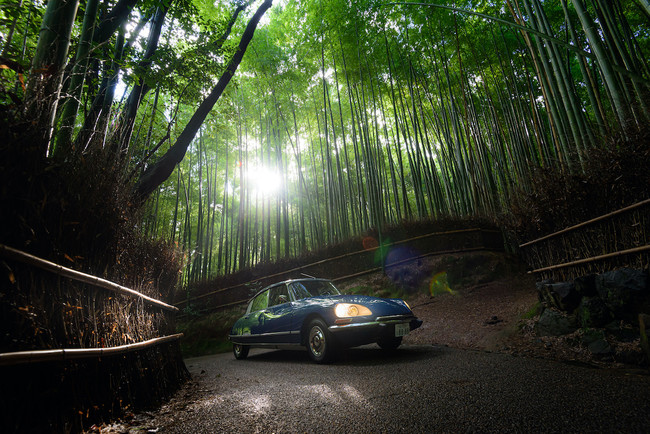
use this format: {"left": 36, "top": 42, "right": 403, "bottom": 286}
{"left": 126, "top": 345, "right": 650, "bottom": 433}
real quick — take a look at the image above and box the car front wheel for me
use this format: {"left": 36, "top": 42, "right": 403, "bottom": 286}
{"left": 307, "top": 319, "right": 335, "bottom": 363}
{"left": 233, "top": 343, "right": 250, "bottom": 360}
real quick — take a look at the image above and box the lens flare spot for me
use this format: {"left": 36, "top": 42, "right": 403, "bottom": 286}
{"left": 429, "top": 271, "right": 455, "bottom": 296}
{"left": 373, "top": 238, "right": 392, "bottom": 266}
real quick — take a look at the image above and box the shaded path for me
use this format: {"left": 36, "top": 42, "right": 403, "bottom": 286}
{"left": 138, "top": 345, "right": 650, "bottom": 433}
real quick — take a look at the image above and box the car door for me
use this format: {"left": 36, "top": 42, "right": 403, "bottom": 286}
{"left": 263, "top": 284, "right": 296, "bottom": 344}
{"left": 235, "top": 289, "right": 270, "bottom": 344}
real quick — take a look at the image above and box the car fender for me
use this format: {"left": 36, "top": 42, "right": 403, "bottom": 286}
{"left": 300, "top": 312, "right": 332, "bottom": 346}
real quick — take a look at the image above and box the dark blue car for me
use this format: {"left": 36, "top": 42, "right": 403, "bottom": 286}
{"left": 229, "top": 278, "right": 422, "bottom": 363}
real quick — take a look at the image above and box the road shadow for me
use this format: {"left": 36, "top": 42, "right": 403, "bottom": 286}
{"left": 241, "top": 344, "right": 441, "bottom": 366}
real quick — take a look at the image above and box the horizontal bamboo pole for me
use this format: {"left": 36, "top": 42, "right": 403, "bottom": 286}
{"left": 0, "top": 333, "right": 183, "bottom": 366}
{"left": 176, "top": 227, "right": 495, "bottom": 306}
{"left": 0, "top": 244, "right": 178, "bottom": 312}
{"left": 188, "top": 246, "right": 489, "bottom": 315}
{"left": 520, "top": 198, "right": 650, "bottom": 248}
{"left": 529, "top": 245, "right": 650, "bottom": 274}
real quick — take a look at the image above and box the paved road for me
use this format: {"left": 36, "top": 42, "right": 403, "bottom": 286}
{"left": 149, "top": 345, "right": 650, "bottom": 433}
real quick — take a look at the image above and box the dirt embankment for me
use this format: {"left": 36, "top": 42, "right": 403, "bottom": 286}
{"left": 340, "top": 251, "right": 647, "bottom": 369}
{"left": 337, "top": 251, "right": 538, "bottom": 350}
{"left": 404, "top": 276, "right": 537, "bottom": 351}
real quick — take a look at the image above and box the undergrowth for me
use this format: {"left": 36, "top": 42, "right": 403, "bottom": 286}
{"left": 505, "top": 127, "right": 650, "bottom": 242}
{"left": 177, "top": 306, "right": 246, "bottom": 357}
{"left": 0, "top": 107, "right": 186, "bottom": 431}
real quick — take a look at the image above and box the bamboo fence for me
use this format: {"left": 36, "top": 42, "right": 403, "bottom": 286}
{"left": 0, "top": 244, "right": 182, "bottom": 366}
{"left": 0, "top": 244, "right": 178, "bottom": 312}
{"left": 176, "top": 227, "right": 498, "bottom": 307}
{"left": 519, "top": 199, "right": 650, "bottom": 280}
{"left": 205, "top": 246, "right": 491, "bottom": 314}
{"left": 0, "top": 333, "right": 183, "bottom": 366}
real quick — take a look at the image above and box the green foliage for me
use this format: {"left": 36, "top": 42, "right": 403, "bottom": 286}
{"left": 522, "top": 301, "right": 543, "bottom": 320}
{"left": 177, "top": 306, "right": 246, "bottom": 357}
{"left": 3, "top": 0, "right": 649, "bottom": 288}
{"left": 344, "top": 283, "right": 409, "bottom": 300}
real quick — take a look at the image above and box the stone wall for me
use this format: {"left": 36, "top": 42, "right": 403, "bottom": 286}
{"left": 534, "top": 268, "right": 649, "bottom": 364}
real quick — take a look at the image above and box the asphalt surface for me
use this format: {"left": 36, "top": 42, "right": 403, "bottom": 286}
{"left": 148, "top": 345, "right": 650, "bottom": 433}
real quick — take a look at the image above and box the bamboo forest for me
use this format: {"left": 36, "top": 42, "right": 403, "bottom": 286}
{"left": 1, "top": 0, "right": 649, "bottom": 285}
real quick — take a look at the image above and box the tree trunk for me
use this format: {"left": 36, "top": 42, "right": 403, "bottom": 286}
{"left": 114, "top": 4, "right": 169, "bottom": 155}
{"left": 571, "top": 0, "right": 629, "bottom": 127}
{"left": 92, "top": 0, "right": 139, "bottom": 45}
{"left": 134, "top": 0, "right": 273, "bottom": 200}
{"left": 1, "top": 0, "right": 24, "bottom": 57}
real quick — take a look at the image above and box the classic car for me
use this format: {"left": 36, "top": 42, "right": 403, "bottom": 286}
{"left": 229, "top": 278, "right": 422, "bottom": 363}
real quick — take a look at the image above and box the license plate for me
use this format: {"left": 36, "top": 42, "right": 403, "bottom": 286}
{"left": 395, "top": 323, "right": 410, "bottom": 337}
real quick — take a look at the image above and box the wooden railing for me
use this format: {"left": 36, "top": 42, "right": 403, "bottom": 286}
{"left": 0, "top": 244, "right": 181, "bottom": 366}
{"left": 0, "top": 244, "right": 178, "bottom": 312}
{"left": 519, "top": 199, "right": 650, "bottom": 280}
{"left": 0, "top": 334, "right": 183, "bottom": 366}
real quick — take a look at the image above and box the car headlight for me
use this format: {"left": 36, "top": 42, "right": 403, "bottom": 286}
{"left": 334, "top": 303, "right": 372, "bottom": 318}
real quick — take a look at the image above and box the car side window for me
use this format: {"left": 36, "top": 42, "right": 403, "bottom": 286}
{"left": 249, "top": 290, "right": 269, "bottom": 312}
{"left": 268, "top": 285, "right": 290, "bottom": 306}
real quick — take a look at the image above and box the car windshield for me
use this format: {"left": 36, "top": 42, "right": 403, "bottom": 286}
{"left": 290, "top": 280, "right": 340, "bottom": 300}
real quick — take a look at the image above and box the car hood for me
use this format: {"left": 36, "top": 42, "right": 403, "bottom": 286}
{"left": 301, "top": 294, "right": 413, "bottom": 317}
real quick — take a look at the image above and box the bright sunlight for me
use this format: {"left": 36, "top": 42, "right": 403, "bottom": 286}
{"left": 245, "top": 164, "right": 283, "bottom": 196}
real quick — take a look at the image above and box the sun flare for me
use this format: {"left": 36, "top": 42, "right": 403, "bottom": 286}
{"left": 247, "top": 166, "right": 282, "bottom": 196}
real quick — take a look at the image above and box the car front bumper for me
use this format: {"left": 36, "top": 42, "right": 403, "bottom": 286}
{"left": 328, "top": 314, "right": 423, "bottom": 347}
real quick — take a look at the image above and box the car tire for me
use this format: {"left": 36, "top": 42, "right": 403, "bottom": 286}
{"left": 377, "top": 336, "right": 402, "bottom": 350}
{"left": 306, "top": 319, "right": 335, "bottom": 363}
{"left": 233, "top": 343, "right": 250, "bottom": 360}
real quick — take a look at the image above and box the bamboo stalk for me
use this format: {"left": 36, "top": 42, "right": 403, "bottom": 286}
{"left": 528, "top": 245, "right": 650, "bottom": 273}
{"left": 0, "top": 334, "right": 183, "bottom": 366}
{"left": 519, "top": 198, "right": 650, "bottom": 248}
{"left": 0, "top": 244, "right": 178, "bottom": 312}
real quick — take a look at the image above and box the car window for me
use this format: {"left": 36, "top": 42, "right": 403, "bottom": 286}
{"left": 268, "top": 285, "right": 290, "bottom": 306}
{"left": 290, "top": 282, "right": 311, "bottom": 300}
{"left": 249, "top": 290, "right": 268, "bottom": 312}
{"left": 290, "top": 280, "right": 340, "bottom": 300}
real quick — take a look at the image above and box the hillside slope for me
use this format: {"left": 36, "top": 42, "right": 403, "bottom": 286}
{"left": 337, "top": 251, "right": 537, "bottom": 351}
